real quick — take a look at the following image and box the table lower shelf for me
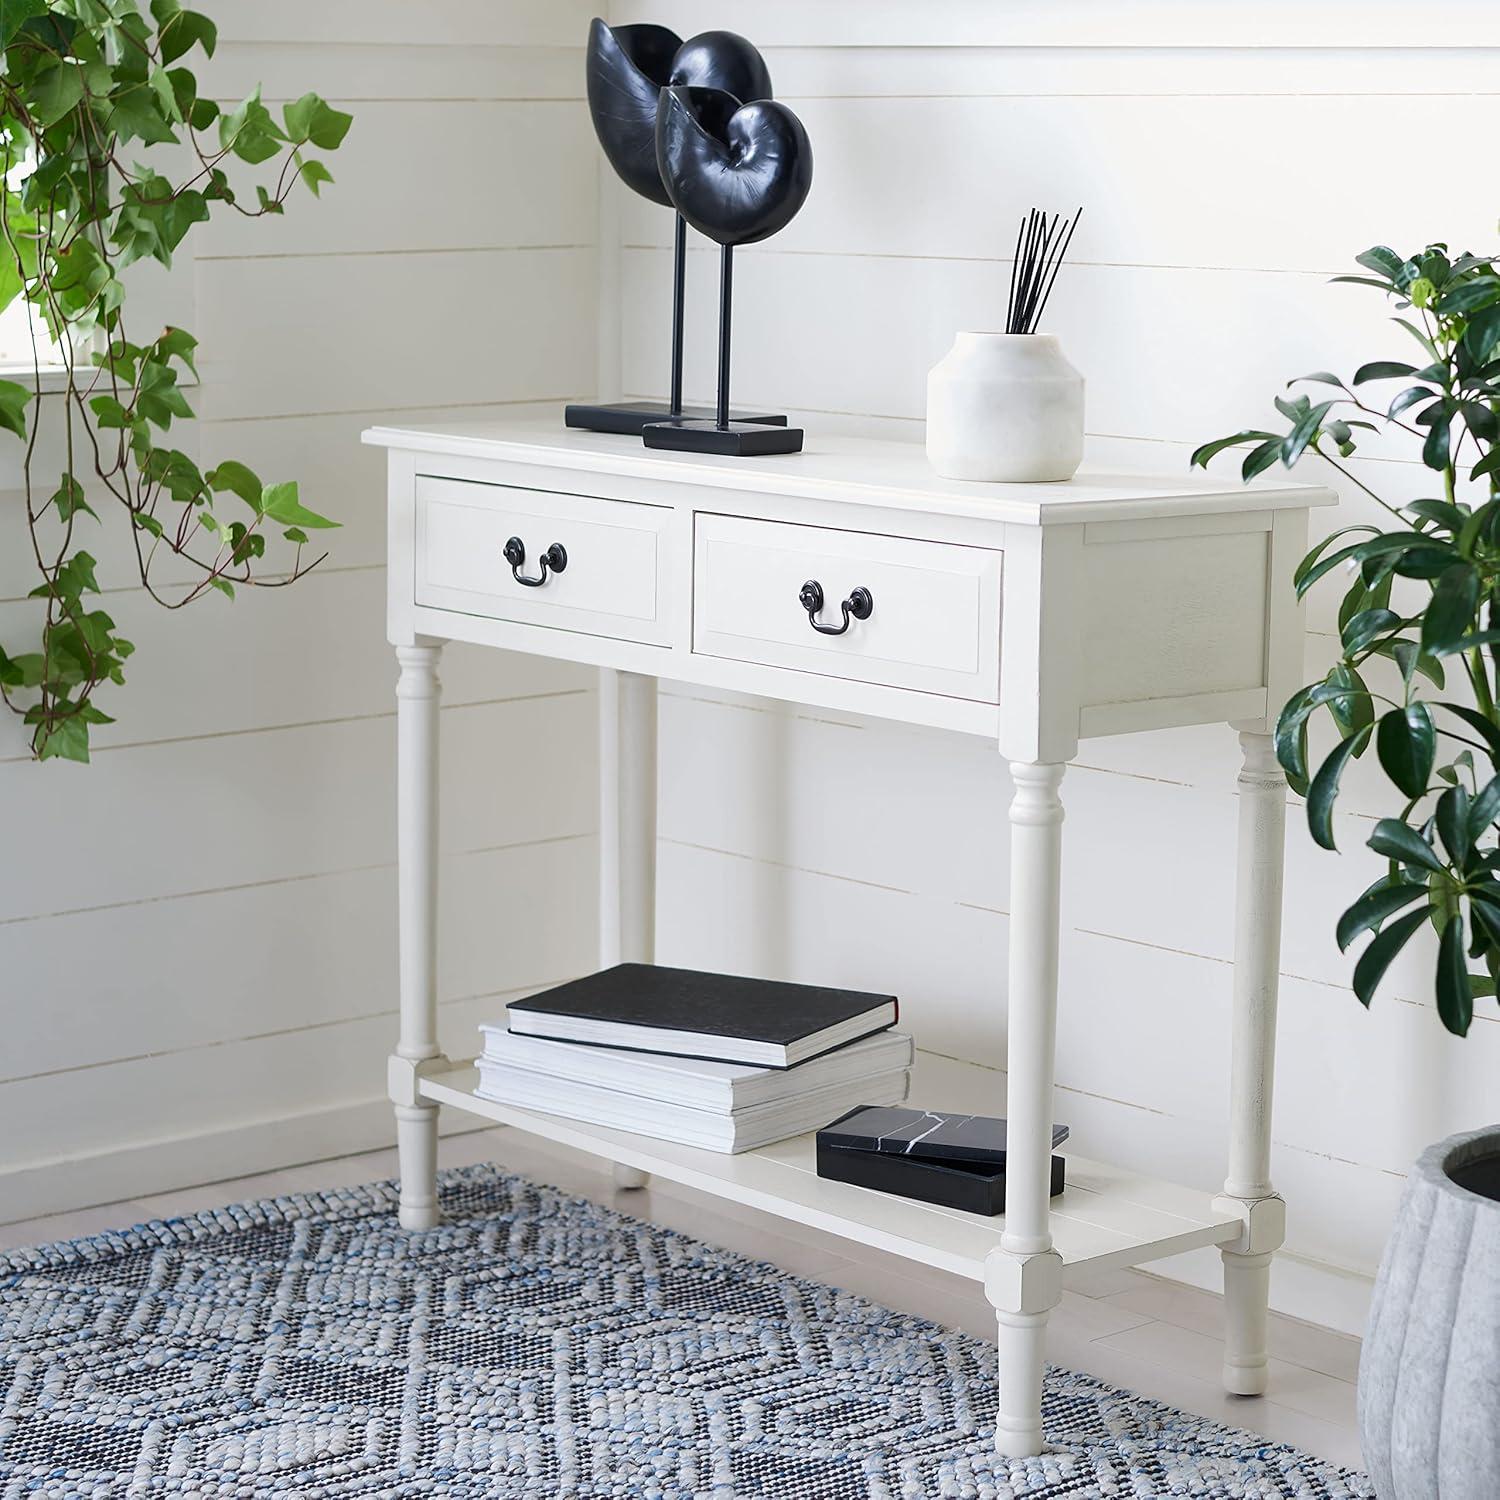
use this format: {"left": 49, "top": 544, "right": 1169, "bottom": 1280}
{"left": 419, "top": 1048, "right": 1241, "bottom": 1284}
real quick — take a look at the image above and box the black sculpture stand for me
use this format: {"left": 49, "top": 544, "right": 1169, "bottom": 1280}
{"left": 643, "top": 244, "right": 803, "bottom": 455}
{"left": 565, "top": 215, "right": 787, "bottom": 437}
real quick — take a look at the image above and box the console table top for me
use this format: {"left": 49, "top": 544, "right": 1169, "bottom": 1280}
{"left": 363, "top": 417, "right": 1335, "bottom": 528}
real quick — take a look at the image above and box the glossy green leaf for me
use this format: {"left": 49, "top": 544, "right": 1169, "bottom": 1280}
{"left": 1188, "top": 430, "right": 1277, "bottom": 470}
{"left": 1437, "top": 916, "right": 1474, "bottom": 1036}
{"left": 0, "top": 378, "right": 31, "bottom": 441}
{"left": 1440, "top": 703, "right": 1500, "bottom": 763}
{"left": 1336, "top": 881, "right": 1429, "bottom": 953}
{"left": 1355, "top": 246, "right": 1403, "bottom": 279}
{"left": 1436, "top": 785, "right": 1473, "bottom": 865}
{"left": 1368, "top": 818, "right": 1448, "bottom": 873}
{"left": 1241, "top": 437, "right": 1283, "bottom": 481}
{"left": 1422, "top": 565, "right": 1480, "bottom": 655}
{"left": 1470, "top": 775, "right": 1500, "bottom": 841}
{"left": 1353, "top": 361, "right": 1417, "bottom": 384}
{"left": 1377, "top": 704, "right": 1436, "bottom": 799}
{"left": 1352, "top": 905, "right": 1430, "bottom": 1007}
{"left": 1327, "top": 663, "right": 1375, "bottom": 739}
{"left": 1341, "top": 607, "right": 1402, "bottom": 656}
{"left": 1308, "top": 724, "right": 1371, "bottom": 850}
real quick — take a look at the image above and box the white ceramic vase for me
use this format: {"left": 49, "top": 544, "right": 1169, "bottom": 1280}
{"left": 925, "top": 332, "right": 1084, "bottom": 483}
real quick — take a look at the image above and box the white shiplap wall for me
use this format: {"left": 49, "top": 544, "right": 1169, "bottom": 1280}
{"left": 607, "top": 1, "right": 1500, "bottom": 1333}
{"left": 0, "top": 0, "right": 603, "bottom": 1220}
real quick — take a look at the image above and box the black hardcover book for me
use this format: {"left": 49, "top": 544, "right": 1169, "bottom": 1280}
{"left": 817, "top": 1105, "right": 1069, "bottom": 1165}
{"left": 505, "top": 964, "right": 899, "bottom": 1069}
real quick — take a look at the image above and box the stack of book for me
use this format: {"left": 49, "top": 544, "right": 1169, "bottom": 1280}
{"left": 475, "top": 963, "right": 912, "bottom": 1153}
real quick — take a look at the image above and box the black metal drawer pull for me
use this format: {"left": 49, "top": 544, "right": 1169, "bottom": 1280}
{"left": 504, "top": 536, "right": 567, "bottom": 588}
{"left": 799, "top": 579, "right": 873, "bottom": 636}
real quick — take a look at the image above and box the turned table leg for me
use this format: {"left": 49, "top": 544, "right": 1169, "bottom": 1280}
{"left": 987, "top": 760, "right": 1067, "bottom": 1459}
{"left": 392, "top": 641, "right": 445, "bottom": 1229}
{"left": 1214, "top": 728, "right": 1289, "bottom": 1395}
{"left": 600, "top": 667, "right": 658, "bottom": 1192}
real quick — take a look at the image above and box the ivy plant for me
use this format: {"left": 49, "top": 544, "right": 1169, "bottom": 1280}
{"left": 0, "top": 0, "right": 350, "bottom": 761}
{"left": 1193, "top": 240, "right": 1500, "bottom": 1037}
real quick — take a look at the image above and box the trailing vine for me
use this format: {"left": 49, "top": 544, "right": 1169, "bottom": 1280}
{"left": 0, "top": 0, "right": 349, "bottom": 761}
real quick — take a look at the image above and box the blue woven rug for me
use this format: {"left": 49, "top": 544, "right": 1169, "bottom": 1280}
{"left": 0, "top": 1163, "right": 1371, "bottom": 1498}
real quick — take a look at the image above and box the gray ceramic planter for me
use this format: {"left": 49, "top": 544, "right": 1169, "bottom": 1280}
{"left": 1359, "top": 1125, "right": 1500, "bottom": 1497}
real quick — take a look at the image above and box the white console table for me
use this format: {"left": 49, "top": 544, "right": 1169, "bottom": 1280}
{"left": 365, "top": 418, "right": 1333, "bottom": 1458}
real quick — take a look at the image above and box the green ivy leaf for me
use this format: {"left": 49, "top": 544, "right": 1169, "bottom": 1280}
{"left": 35, "top": 714, "right": 91, "bottom": 764}
{"left": 206, "top": 459, "right": 262, "bottom": 509}
{"left": 50, "top": 475, "right": 95, "bottom": 523}
{"left": 0, "top": 0, "right": 46, "bottom": 45}
{"left": 298, "top": 158, "right": 334, "bottom": 197}
{"left": 157, "top": 6, "right": 216, "bottom": 64}
{"left": 283, "top": 92, "right": 352, "bottom": 150}
{"left": 30, "top": 63, "right": 84, "bottom": 126}
{"left": 0, "top": 378, "right": 32, "bottom": 440}
{"left": 219, "top": 88, "right": 286, "bottom": 165}
{"left": 259, "top": 480, "right": 337, "bottom": 529}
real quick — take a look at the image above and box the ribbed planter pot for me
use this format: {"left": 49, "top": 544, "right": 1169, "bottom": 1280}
{"left": 1359, "top": 1125, "right": 1500, "bottom": 1497}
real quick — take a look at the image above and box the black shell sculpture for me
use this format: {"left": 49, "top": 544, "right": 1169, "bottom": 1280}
{"left": 585, "top": 19, "right": 773, "bottom": 208}
{"left": 654, "top": 85, "right": 813, "bottom": 247}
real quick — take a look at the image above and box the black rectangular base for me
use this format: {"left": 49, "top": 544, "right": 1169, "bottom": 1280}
{"left": 815, "top": 1139, "right": 1066, "bottom": 1217}
{"left": 564, "top": 401, "right": 787, "bottom": 437}
{"left": 642, "top": 419, "right": 805, "bottom": 456}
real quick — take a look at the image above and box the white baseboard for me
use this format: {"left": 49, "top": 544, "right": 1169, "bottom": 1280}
{"left": 1147, "top": 1244, "right": 1373, "bottom": 1340}
{"left": 0, "top": 1093, "right": 490, "bottom": 1225}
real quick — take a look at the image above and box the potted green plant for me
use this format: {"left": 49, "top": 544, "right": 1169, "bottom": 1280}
{"left": 0, "top": 0, "right": 349, "bottom": 761}
{"left": 1193, "top": 239, "right": 1500, "bottom": 1499}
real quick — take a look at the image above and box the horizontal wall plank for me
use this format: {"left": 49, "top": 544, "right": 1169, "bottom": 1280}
{"left": 0, "top": 992, "right": 512, "bottom": 1175}
{"left": 730, "top": 44, "right": 1500, "bottom": 100}
{"left": 0, "top": 691, "right": 597, "bottom": 923}
{"left": 655, "top": 685, "right": 1407, "bottom": 995}
{"left": 198, "top": 101, "right": 595, "bottom": 260}
{"left": 3, "top": 835, "right": 597, "bottom": 1082}
{"left": 620, "top": 246, "right": 1420, "bottom": 458}
{"left": 0, "top": 566, "right": 592, "bottom": 755}
{"left": 657, "top": 838, "right": 1009, "bottom": 1070}
{"left": 0, "top": 1092, "right": 489, "bottom": 1225}
{"left": 610, "top": 0, "right": 1500, "bottom": 50}
{"left": 212, "top": 0, "right": 592, "bottom": 48}
{"left": 209, "top": 42, "right": 583, "bottom": 102}
{"left": 196, "top": 248, "right": 596, "bottom": 421}
{"left": 0, "top": 401, "right": 563, "bottom": 603}
{"left": 618, "top": 92, "right": 1491, "bottom": 276}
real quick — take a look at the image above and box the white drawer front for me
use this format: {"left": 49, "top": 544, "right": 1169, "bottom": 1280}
{"left": 694, "top": 514, "right": 1002, "bottom": 701}
{"left": 415, "top": 476, "right": 670, "bottom": 644}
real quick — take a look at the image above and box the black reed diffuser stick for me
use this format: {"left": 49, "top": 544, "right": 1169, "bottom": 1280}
{"left": 1005, "top": 207, "right": 1082, "bottom": 335}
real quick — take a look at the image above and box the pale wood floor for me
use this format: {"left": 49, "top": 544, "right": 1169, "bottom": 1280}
{"left": 0, "top": 1126, "right": 1365, "bottom": 1472}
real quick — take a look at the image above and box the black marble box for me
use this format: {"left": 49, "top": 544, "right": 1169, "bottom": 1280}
{"left": 817, "top": 1105, "right": 1069, "bottom": 1164}
{"left": 815, "top": 1137, "right": 1065, "bottom": 1216}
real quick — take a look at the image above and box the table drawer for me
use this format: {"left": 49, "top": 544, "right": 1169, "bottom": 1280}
{"left": 693, "top": 514, "right": 1002, "bottom": 700}
{"left": 415, "top": 476, "right": 670, "bottom": 644}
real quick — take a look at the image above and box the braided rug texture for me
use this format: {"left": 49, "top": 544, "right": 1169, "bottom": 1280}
{"left": 0, "top": 1164, "right": 1372, "bottom": 1498}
